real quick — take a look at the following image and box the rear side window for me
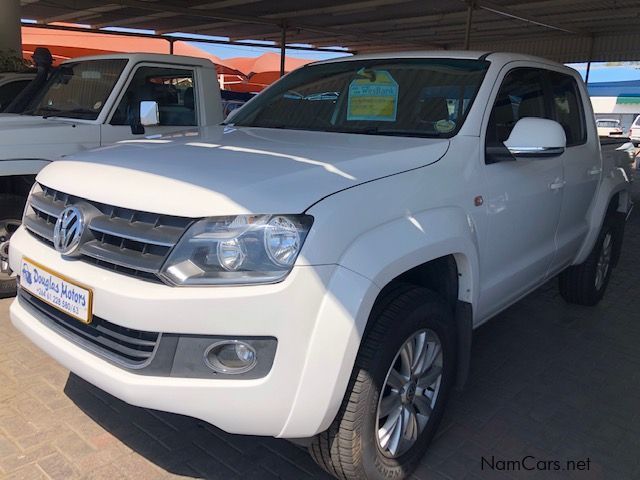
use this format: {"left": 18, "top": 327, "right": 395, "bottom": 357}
{"left": 548, "top": 72, "right": 586, "bottom": 146}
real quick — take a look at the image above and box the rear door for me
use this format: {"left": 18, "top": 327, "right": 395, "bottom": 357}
{"left": 477, "top": 66, "right": 564, "bottom": 319}
{"left": 100, "top": 64, "right": 199, "bottom": 144}
{"left": 548, "top": 70, "right": 600, "bottom": 270}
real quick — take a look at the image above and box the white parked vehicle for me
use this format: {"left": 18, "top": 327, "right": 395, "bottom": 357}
{"left": 9, "top": 52, "right": 631, "bottom": 479}
{"left": 629, "top": 114, "right": 640, "bottom": 145}
{"left": 0, "top": 53, "right": 223, "bottom": 297}
{"left": 596, "top": 118, "right": 624, "bottom": 137}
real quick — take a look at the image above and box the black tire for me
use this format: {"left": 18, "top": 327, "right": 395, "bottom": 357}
{"left": 559, "top": 214, "right": 621, "bottom": 306}
{"left": 309, "top": 285, "right": 456, "bottom": 480}
{"left": 0, "top": 194, "right": 26, "bottom": 299}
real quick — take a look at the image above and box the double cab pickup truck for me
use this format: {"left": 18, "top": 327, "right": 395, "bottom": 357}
{"left": 0, "top": 52, "right": 224, "bottom": 297}
{"left": 9, "top": 51, "right": 630, "bottom": 479}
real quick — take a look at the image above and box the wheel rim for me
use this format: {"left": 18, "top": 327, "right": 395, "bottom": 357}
{"left": 0, "top": 219, "right": 21, "bottom": 279}
{"left": 376, "top": 328, "right": 443, "bottom": 458}
{"left": 595, "top": 232, "right": 613, "bottom": 291}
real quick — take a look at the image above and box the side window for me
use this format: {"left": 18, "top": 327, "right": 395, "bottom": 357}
{"left": 486, "top": 68, "right": 549, "bottom": 145}
{"left": 0, "top": 79, "right": 31, "bottom": 111}
{"left": 485, "top": 68, "right": 550, "bottom": 163}
{"left": 111, "top": 66, "right": 196, "bottom": 126}
{"left": 548, "top": 72, "right": 586, "bottom": 146}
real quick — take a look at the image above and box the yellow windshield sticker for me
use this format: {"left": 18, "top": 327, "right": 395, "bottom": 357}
{"left": 435, "top": 119, "right": 456, "bottom": 133}
{"left": 347, "top": 69, "right": 398, "bottom": 122}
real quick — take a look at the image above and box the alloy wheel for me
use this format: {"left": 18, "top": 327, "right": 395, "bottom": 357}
{"left": 595, "top": 231, "right": 613, "bottom": 291}
{"left": 0, "top": 219, "right": 21, "bottom": 278}
{"left": 376, "top": 328, "right": 443, "bottom": 458}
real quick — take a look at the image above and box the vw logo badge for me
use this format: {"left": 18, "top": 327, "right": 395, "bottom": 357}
{"left": 53, "top": 206, "right": 85, "bottom": 255}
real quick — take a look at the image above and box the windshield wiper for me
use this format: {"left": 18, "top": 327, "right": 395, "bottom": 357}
{"left": 54, "top": 108, "right": 97, "bottom": 117}
{"left": 326, "top": 126, "right": 445, "bottom": 138}
{"left": 27, "top": 106, "right": 62, "bottom": 117}
{"left": 40, "top": 107, "right": 98, "bottom": 119}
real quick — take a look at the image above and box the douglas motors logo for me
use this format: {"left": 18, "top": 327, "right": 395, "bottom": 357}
{"left": 21, "top": 265, "right": 33, "bottom": 285}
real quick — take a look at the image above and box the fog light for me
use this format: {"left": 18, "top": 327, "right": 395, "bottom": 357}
{"left": 204, "top": 341, "right": 257, "bottom": 374}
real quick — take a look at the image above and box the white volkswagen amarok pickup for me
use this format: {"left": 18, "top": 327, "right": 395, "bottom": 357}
{"left": 8, "top": 52, "right": 631, "bottom": 479}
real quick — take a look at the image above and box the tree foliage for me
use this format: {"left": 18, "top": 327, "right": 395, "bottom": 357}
{"left": 0, "top": 50, "right": 32, "bottom": 73}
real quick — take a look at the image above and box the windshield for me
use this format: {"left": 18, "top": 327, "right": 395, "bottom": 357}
{"left": 228, "top": 58, "right": 489, "bottom": 138}
{"left": 25, "top": 59, "right": 127, "bottom": 120}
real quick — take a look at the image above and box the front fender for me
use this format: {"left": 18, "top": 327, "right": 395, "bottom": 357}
{"left": 574, "top": 167, "right": 630, "bottom": 265}
{"left": 0, "top": 159, "right": 50, "bottom": 177}
{"left": 282, "top": 206, "right": 481, "bottom": 436}
{"left": 339, "top": 206, "right": 480, "bottom": 307}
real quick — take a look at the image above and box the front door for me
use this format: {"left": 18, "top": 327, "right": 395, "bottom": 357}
{"left": 100, "top": 64, "right": 199, "bottom": 145}
{"left": 477, "top": 66, "right": 564, "bottom": 319}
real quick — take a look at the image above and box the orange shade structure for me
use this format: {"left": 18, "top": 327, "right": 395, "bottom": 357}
{"left": 223, "top": 53, "right": 314, "bottom": 91}
{"left": 21, "top": 26, "right": 242, "bottom": 75}
{"left": 21, "top": 26, "right": 317, "bottom": 92}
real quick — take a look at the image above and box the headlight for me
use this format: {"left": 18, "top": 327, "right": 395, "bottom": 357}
{"left": 159, "top": 214, "right": 313, "bottom": 286}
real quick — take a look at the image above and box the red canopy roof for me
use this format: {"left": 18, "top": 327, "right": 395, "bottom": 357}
{"left": 22, "top": 26, "right": 242, "bottom": 75}
{"left": 21, "top": 26, "right": 316, "bottom": 92}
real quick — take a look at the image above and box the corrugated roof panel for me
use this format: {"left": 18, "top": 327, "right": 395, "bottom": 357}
{"left": 17, "top": 0, "right": 640, "bottom": 62}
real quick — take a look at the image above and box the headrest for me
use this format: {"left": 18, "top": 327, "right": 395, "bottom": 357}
{"left": 184, "top": 87, "right": 194, "bottom": 110}
{"left": 518, "top": 95, "right": 544, "bottom": 118}
{"left": 418, "top": 97, "right": 449, "bottom": 123}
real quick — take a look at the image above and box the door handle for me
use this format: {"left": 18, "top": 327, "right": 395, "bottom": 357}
{"left": 549, "top": 179, "right": 566, "bottom": 190}
{"left": 587, "top": 166, "right": 602, "bottom": 176}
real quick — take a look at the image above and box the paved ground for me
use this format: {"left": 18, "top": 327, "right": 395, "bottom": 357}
{"left": 1, "top": 183, "right": 639, "bottom": 480}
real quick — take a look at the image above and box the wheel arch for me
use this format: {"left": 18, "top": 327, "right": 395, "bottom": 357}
{"left": 366, "top": 253, "right": 475, "bottom": 391}
{"left": 336, "top": 207, "right": 481, "bottom": 392}
{"left": 574, "top": 171, "right": 630, "bottom": 265}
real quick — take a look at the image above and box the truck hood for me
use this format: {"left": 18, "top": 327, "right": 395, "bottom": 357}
{"left": 38, "top": 126, "right": 450, "bottom": 217}
{"left": 0, "top": 114, "right": 97, "bottom": 158}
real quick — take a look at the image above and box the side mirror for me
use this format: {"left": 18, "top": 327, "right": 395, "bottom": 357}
{"left": 225, "top": 105, "right": 240, "bottom": 123}
{"left": 504, "top": 117, "right": 567, "bottom": 159}
{"left": 140, "top": 101, "right": 159, "bottom": 127}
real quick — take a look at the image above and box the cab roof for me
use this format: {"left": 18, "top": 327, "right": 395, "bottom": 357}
{"left": 60, "top": 53, "right": 216, "bottom": 69}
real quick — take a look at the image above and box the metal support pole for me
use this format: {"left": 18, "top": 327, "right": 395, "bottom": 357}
{"left": 280, "top": 25, "right": 287, "bottom": 77}
{"left": 585, "top": 35, "right": 595, "bottom": 84}
{"left": 0, "top": 0, "right": 22, "bottom": 55}
{"left": 464, "top": 2, "right": 474, "bottom": 50}
{"left": 169, "top": 39, "right": 175, "bottom": 54}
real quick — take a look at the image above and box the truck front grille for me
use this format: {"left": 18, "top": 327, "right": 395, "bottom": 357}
{"left": 19, "top": 288, "right": 161, "bottom": 368}
{"left": 22, "top": 184, "right": 193, "bottom": 283}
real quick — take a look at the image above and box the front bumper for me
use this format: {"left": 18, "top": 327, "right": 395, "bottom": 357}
{"left": 9, "top": 227, "right": 379, "bottom": 437}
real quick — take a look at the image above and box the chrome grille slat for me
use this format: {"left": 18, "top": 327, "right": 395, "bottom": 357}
{"left": 20, "top": 289, "right": 160, "bottom": 367}
{"left": 79, "top": 240, "right": 167, "bottom": 273}
{"left": 23, "top": 214, "right": 55, "bottom": 242}
{"left": 29, "top": 191, "right": 66, "bottom": 218}
{"left": 92, "top": 324, "right": 158, "bottom": 347}
{"left": 89, "top": 216, "right": 183, "bottom": 247}
{"left": 24, "top": 184, "right": 193, "bottom": 283}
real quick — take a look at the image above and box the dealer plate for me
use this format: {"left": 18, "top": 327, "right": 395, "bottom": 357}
{"left": 19, "top": 257, "right": 93, "bottom": 324}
